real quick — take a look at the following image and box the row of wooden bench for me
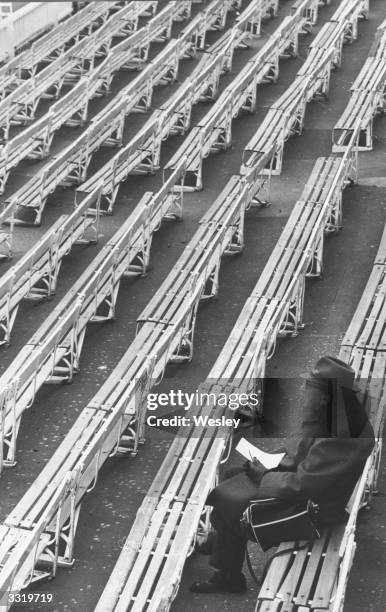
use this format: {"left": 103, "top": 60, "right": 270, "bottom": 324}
{"left": 251, "top": 6, "right": 386, "bottom": 607}
{"left": 0, "top": 161, "right": 185, "bottom": 474}
{"left": 255, "top": 235, "right": 386, "bottom": 612}
{"left": 240, "top": 0, "right": 368, "bottom": 188}
{"left": 0, "top": 156, "right": 254, "bottom": 604}
{"left": 0, "top": 1, "right": 214, "bottom": 232}
{"left": 65, "top": 2, "right": 367, "bottom": 609}
{"left": 0, "top": 1, "right": 372, "bottom": 610}
{"left": 0, "top": 0, "right": 249, "bottom": 605}
{"left": 0, "top": 0, "right": 192, "bottom": 196}
{"left": 0, "top": 1, "right": 158, "bottom": 143}
{"left": 0, "top": 0, "right": 245, "bottom": 238}
{"left": 164, "top": 0, "right": 321, "bottom": 191}
{"left": 0, "top": 1, "right": 118, "bottom": 96}
{"left": 68, "top": 0, "right": 267, "bottom": 214}
{"left": 68, "top": 2, "right": 385, "bottom": 611}
{"left": 94, "top": 124, "right": 363, "bottom": 612}
{"left": 333, "top": 16, "right": 386, "bottom": 152}
{"left": 0, "top": 186, "right": 101, "bottom": 347}
{"left": 195, "top": 0, "right": 280, "bottom": 78}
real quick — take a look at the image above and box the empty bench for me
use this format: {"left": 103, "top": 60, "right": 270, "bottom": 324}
{"left": 333, "top": 18, "right": 386, "bottom": 152}
{"left": 0, "top": 165, "right": 184, "bottom": 471}
{"left": 0, "top": 186, "right": 101, "bottom": 346}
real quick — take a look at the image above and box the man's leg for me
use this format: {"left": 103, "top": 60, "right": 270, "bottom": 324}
{"left": 190, "top": 506, "right": 247, "bottom": 593}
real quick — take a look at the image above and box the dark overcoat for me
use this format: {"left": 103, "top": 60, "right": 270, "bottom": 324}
{"left": 207, "top": 357, "right": 375, "bottom": 540}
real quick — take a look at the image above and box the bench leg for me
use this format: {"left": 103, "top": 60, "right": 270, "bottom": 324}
{"left": 263, "top": 56, "right": 279, "bottom": 84}
{"left": 225, "top": 211, "right": 245, "bottom": 254}
{"left": 90, "top": 277, "right": 121, "bottom": 324}
{"left": 202, "top": 260, "right": 221, "bottom": 300}
{"left": 1, "top": 382, "right": 20, "bottom": 470}
{"left": 75, "top": 212, "right": 100, "bottom": 246}
{"left": 365, "top": 438, "right": 383, "bottom": 502}
{"left": 326, "top": 191, "right": 343, "bottom": 233}
{"left": 0, "top": 168, "right": 10, "bottom": 195}
{"left": 201, "top": 69, "right": 222, "bottom": 102}
{"left": 250, "top": 170, "right": 272, "bottom": 208}
{"left": 0, "top": 229, "right": 13, "bottom": 260}
{"left": 37, "top": 495, "right": 81, "bottom": 578}
{"left": 168, "top": 106, "right": 192, "bottom": 137}
{"left": 191, "top": 505, "right": 213, "bottom": 556}
{"left": 162, "top": 190, "right": 184, "bottom": 221}
{"left": 113, "top": 358, "right": 156, "bottom": 454}
{"left": 170, "top": 302, "right": 200, "bottom": 363}
{"left": 280, "top": 277, "right": 306, "bottom": 336}
{"left": 0, "top": 301, "right": 18, "bottom": 348}
{"left": 132, "top": 81, "right": 154, "bottom": 113}
{"left": 182, "top": 167, "right": 203, "bottom": 191}
{"left": 307, "top": 239, "right": 324, "bottom": 278}
{"left": 270, "top": 144, "right": 284, "bottom": 176}
{"left": 125, "top": 229, "right": 153, "bottom": 277}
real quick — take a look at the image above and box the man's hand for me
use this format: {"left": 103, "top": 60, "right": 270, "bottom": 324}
{"left": 244, "top": 458, "right": 267, "bottom": 483}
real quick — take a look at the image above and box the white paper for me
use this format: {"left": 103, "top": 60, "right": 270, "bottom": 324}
{"left": 235, "top": 437, "right": 285, "bottom": 470}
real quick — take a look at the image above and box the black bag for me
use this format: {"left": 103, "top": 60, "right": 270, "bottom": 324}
{"left": 240, "top": 497, "right": 320, "bottom": 552}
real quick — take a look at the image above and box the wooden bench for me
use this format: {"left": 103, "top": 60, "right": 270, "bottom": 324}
{"left": 254, "top": 454, "right": 379, "bottom": 612}
{"left": 4, "top": 38, "right": 197, "bottom": 228}
{"left": 95, "top": 382, "right": 231, "bottom": 612}
{"left": 333, "top": 19, "right": 386, "bottom": 152}
{"left": 0, "top": 306, "right": 194, "bottom": 595}
{"left": 240, "top": 80, "right": 309, "bottom": 178}
{"left": 2, "top": 123, "right": 108, "bottom": 227}
{"left": 78, "top": 117, "right": 162, "bottom": 214}
{"left": 179, "top": 0, "right": 270, "bottom": 71}
{"left": 240, "top": 16, "right": 362, "bottom": 180}
{"left": 93, "top": 49, "right": 372, "bottom": 612}
{"left": 92, "top": 1, "right": 191, "bottom": 95}
{"left": 0, "top": 179, "right": 247, "bottom": 599}
{"left": 164, "top": 3, "right": 321, "bottom": 191}
{"left": 0, "top": 1, "right": 156, "bottom": 103}
{"left": 178, "top": 0, "right": 237, "bottom": 58}
{"left": 95, "top": 150, "right": 381, "bottom": 612}
{"left": 340, "top": 225, "right": 386, "bottom": 356}
{"left": 91, "top": 181, "right": 258, "bottom": 612}
{"left": 0, "top": 2, "right": 192, "bottom": 194}
{"left": 93, "top": 129, "right": 362, "bottom": 612}
{"left": 309, "top": 20, "right": 346, "bottom": 69}
{"left": 0, "top": 166, "right": 184, "bottom": 470}
{"left": 0, "top": 170, "right": 247, "bottom": 606}
{"left": 290, "top": 0, "right": 324, "bottom": 27}
{"left": 0, "top": 187, "right": 101, "bottom": 346}
{"left": 0, "top": 471, "right": 79, "bottom": 601}
{"left": 330, "top": 0, "right": 369, "bottom": 43}
{"left": 164, "top": 94, "right": 234, "bottom": 191}
{"left": 256, "top": 288, "right": 386, "bottom": 612}
{"left": 0, "top": 200, "right": 16, "bottom": 260}
{"left": 0, "top": 1, "right": 115, "bottom": 95}
{"left": 0, "top": 2, "right": 157, "bottom": 142}
{"left": 136, "top": 176, "right": 249, "bottom": 359}
{"left": 297, "top": 45, "right": 336, "bottom": 100}
{"left": 368, "top": 17, "right": 386, "bottom": 58}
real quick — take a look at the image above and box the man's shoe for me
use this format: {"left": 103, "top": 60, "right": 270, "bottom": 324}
{"left": 190, "top": 571, "right": 247, "bottom": 594}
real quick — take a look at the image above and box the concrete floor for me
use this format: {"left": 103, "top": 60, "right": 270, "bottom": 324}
{"left": 0, "top": 1, "right": 385, "bottom": 611}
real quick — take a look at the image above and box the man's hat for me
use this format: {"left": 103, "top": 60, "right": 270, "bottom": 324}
{"left": 311, "top": 356, "right": 355, "bottom": 389}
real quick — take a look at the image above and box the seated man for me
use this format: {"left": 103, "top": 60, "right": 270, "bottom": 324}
{"left": 190, "top": 356, "right": 375, "bottom": 594}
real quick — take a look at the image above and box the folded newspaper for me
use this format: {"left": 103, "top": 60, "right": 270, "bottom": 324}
{"left": 235, "top": 438, "right": 285, "bottom": 470}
